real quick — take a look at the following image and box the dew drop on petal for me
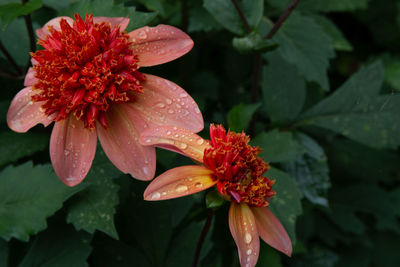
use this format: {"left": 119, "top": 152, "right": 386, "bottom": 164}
{"left": 64, "top": 149, "right": 70, "bottom": 156}
{"left": 195, "top": 182, "right": 202, "bottom": 188}
{"left": 246, "top": 249, "right": 252, "bottom": 256}
{"left": 175, "top": 184, "right": 188, "bottom": 193}
{"left": 142, "top": 166, "right": 150, "bottom": 176}
{"left": 154, "top": 102, "right": 165, "bottom": 108}
{"left": 151, "top": 192, "right": 161, "bottom": 200}
{"left": 166, "top": 131, "right": 172, "bottom": 135}
{"left": 244, "top": 233, "right": 252, "bottom": 244}
{"left": 197, "top": 138, "right": 204, "bottom": 145}
{"left": 166, "top": 98, "right": 172, "bottom": 105}
{"left": 194, "top": 107, "right": 201, "bottom": 114}
{"left": 138, "top": 30, "right": 147, "bottom": 39}
{"left": 179, "top": 143, "right": 188, "bottom": 149}
{"left": 168, "top": 109, "right": 174, "bottom": 114}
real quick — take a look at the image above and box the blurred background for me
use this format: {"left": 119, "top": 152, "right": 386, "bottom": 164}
{"left": 0, "top": 0, "right": 400, "bottom": 266}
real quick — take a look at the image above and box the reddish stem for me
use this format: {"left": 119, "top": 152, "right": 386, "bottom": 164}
{"left": 265, "top": 0, "right": 300, "bottom": 39}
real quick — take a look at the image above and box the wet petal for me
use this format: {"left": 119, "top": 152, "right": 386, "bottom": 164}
{"left": 7, "top": 87, "right": 54, "bottom": 133}
{"left": 97, "top": 103, "right": 156, "bottom": 181}
{"left": 144, "top": 165, "right": 216, "bottom": 201}
{"left": 36, "top": 16, "right": 73, "bottom": 40}
{"left": 24, "top": 67, "right": 37, "bottom": 87}
{"left": 139, "top": 125, "right": 210, "bottom": 163}
{"left": 128, "top": 24, "right": 193, "bottom": 67}
{"left": 251, "top": 207, "right": 292, "bottom": 256}
{"left": 229, "top": 203, "right": 260, "bottom": 267}
{"left": 93, "top": 17, "right": 129, "bottom": 31}
{"left": 131, "top": 74, "right": 203, "bottom": 132}
{"left": 50, "top": 115, "right": 97, "bottom": 187}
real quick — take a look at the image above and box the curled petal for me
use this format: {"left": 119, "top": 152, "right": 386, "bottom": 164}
{"left": 97, "top": 103, "right": 156, "bottom": 181}
{"left": 7, "top": 87, "right": 54, "bottom": 133}
{"left": 229, "top": 203, "right": 260, "bottom": 267}
{"left": 131, "top": 74, "right": 203, "bottom": 133}
{"left": 128, "top": 24, "right": 194, "bottom": 67}
{"left": 36, "top": 16, "right": 73, "bottom": 40}
{"left": 144, "top": 166, "right": 216, "bottom": 201}
{"left": 24, "top": 68, "right": 37, "bottom": 87}
{"left": 50, "top": 115, "right": 97, "bottom": 187}
{"left": 252, "top": 207, "right": 292, "bottom": 256}
{"left": 139, "top": 126, "right": 210, "bottom": 163}
{"left": 93, "top": 17, "right": 129, "bottom": 31}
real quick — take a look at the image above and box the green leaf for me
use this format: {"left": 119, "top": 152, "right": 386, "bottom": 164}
{"left": 232, "top": 31, "right": 278, "bottom": 53}
{"left": 385, "top": 61, "right": 400, "bottom": 92}
{"left": 62, "top": 0, "right": 157, "bottom": 31}
{"left": 299, "top": 0, "right": 370, "bottom": 12}
{"left": 261, "top": 52, "right": 306, "bottom": 124}
{"left": 205, "top": 190, "right": 226, "bottom": 210}
{"left": 311, "top": 14, "right": 353, "bottom": 52}
{"left": 0, "top": 131, "right": 48, "bottom": 166}
{"left": 18, "top": 225, "right": 92, "bottom": 267}
{"left": 0, "top": 18, "right": 30, "bottom": 66}
{"left": 282, "top": 133, "right": 330, "bottom": 206}
{"left": 188, "top": 0, "right": 222, "bottom": 32}
{"left": 227, "top": 103, "right": 260, "bottom": 132}
{"left": 256, "top": 242, "right": 282, "bottom": 267}
{"left": 259, "top": 12, "right": 335, "bottom": 91}
{"left": 0, "top": 239, "right": 8, "bottom": 267}
{"left": 67, "top": 149, "right": 121, "bottom": 239}
{"left": 0, "top": 0, "right": 42, "bottom": 28}
{"left": 301, "top": 61, "right": 400, "bottom": 149}
{"left": 0, "top": 162, "right": 83, "bottom": 241}
{"left": 268, "top": 167, "right": 302, "bottom": 243}
{"left": 203, "top": 0, "right": 263, "bottom": 35}
{"left": 253, "top": 129, "right": 304, "bottom": 163}
{"left": 290, "top": 248, "right": 339, "bottom": 267}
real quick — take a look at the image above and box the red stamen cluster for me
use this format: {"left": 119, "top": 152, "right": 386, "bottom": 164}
{"left": 203, "top": 124, "right": 276, "bottom": 207}
{"left": 31, "top": 14, "right": 145, "bottom": 129}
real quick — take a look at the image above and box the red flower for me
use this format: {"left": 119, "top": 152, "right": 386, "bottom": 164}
{"left": 140, "top": 124, "right": 292, "bottom": 267}
{"left": 7, "top": 14, "right": 203, "bottom": 186}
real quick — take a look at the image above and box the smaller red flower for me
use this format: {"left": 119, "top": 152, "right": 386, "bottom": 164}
{"left": 139, "top": 124, "right": 292, "bottom": 267}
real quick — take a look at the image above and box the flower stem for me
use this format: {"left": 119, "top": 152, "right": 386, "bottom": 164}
{"left": 231, "top": 0, "right": 251, "bottom": 34}
{"left": 0, "top": 41, "right": 22, "bottom": 75}
{"left": 192, "top": 209, "right": 214, "bottom": 267}
{"left": 265, "top": 0, "right": 300, "bottom": 39}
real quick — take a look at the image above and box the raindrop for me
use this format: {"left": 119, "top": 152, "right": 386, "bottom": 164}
{"left": 246, "top": 249, "right": 252, "bottom": 255}
{"left": 173, "top": 126, "right": 177, "bottom": 130}
{"left": 167, "top": 131, "right": 172, "bottom": 135}
{"left": 197, "top": 138, "right": 204, "bottom": 145}
{"left": 161, "top": 192, "right": 167, "bottom": 196}
{"left": 195, "top": 182, "right": 202, "bottom": 188}
{"left": 168, "top": 109, "right": 174, "bottom": 114}
{"left": 151, "top": 192, "right": 161, "bottom": 200}
{"left": 143, "top": 166, "right": 150, "bottom": 176}
{"left": 176, "top": 103, "right": 181, "bottom": 109}
{"left": 175, "top": 184, "right": 188, "bottom": 193}
{"left": 165, "top": 98, "right": 172, "bottom": 105}
{"left": 244, "top": 233, "right": 252, "bottom": 244}
{"left": 145, "top": 139, "right": 152, "bottom": 143}
{"left": 179, "top": 143, "right": 188, "bottom": 149}
{"left": 179, "top": 93, "right": 188, "bottom": 98}
{"left": 138, "top": 30, "right": 147, "bottom": 39}
{"left": 194, "top": 107, "right": 201, "bottom": 114}
{"left": 64, "top": 150, "right": 70, "bottom": 156}
{"left": 154, "top": 102, "right": 165, "bottom": 108}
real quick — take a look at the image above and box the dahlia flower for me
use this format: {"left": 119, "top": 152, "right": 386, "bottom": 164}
{"left": 140, "top": 124, "right": 291, "bottom": 267}
{"left": 7, "top": 14, "right": 203, "bottom": 186}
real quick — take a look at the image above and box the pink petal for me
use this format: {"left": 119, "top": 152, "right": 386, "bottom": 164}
{"left": 7, "top": 87, "right": 54, "bottom": 133}
{"left": 143, "top": 165, "right": 216, "bottom": 201}
{"left": 93, "top": 17, "right": 129, "bottom": 31}
{"left": 139, "top": 126, "right": 210, "bottom": 163}
{"left": 50, "top": 115, "right": 97, "bottom": 187}
{"left": 128, "top": 25, "right": 194, "bottom": 67}
{"left": 131, "top": 74, "right": 203, "bottom": 132}
{"left": 96, "top": 103, "right": 156, "bottom": 181}
{"left": 229, "top": 203, "right": 260, "bottom": 267}
{"left": 24, "top": 67, "right": 37, "bottom": 87}
{"left": 251, "top": 207, "right": 292, "bottom": 256}
{"left": 36, "top": 16, "right": 73, "bottom": 40}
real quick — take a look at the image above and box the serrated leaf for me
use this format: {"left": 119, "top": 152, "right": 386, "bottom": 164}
{"left": 253, "top": 129, "right": 304, "bottom": 163}
{"left": 227, "top": 103, "right": 260, "bottom": 132}
{"left": 268, "top": 167, "right": 302, "bottom": 243}
{"left": 18, "top": 225, "right": 92, "bottom": 267}
{"left": 0, "top": 162, "right": 83, "bottom": 241}
{"left": 61, "top": 0, "right": 157, "bottom": 31}
{"left": 232, "top": 31, "right": 278, "bottom": 53}
{"left": 301, "top": 61, "right": 400, "bottom": 149}
{"left": 0, "top": 131, "right": 48, "bottom": 166}
{"left": 67, "top": 149, "right": 121, "bottom": 239}
{"left": 259, "top": 12, "right": 335, "bottom": 91}
{"left": 282, "top": 133, "right": 330, "bottom": 207}
{"left": 262, "top": 52, "right": 306, "bottom": 124}
{"left": 0, "top": 0, "right": 42, "bottom": 28}
{"left": 311, "top": 14, "right": 353, "bottom": 52}
{"left": 203, "top": 0, "right": 263, "bottom": 35}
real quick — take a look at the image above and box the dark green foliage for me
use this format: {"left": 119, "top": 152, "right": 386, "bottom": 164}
{"left": 0, "top": 0, "right": 399, "bottom": 266}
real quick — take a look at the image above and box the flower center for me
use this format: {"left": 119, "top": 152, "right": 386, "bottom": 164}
{"left": 30, "top": 14, "right": 145, "bottom": 129}
{"left": 203, "top": 125, "right": 276, "bottom": 207}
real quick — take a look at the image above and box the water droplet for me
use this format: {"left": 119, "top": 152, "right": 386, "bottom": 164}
{"left": 194, "top": 107, "right": 201, "bottom": 114}
{"left": 173, "top": 126, "right": 177, "bottom": 130}
{"left": 145, "top": 139, "right": 152, "bottom": 143}
{"left": 165, "top": 98, "right": 172, "bottom": 105}
{"left": 179, "top": 143, "right": 188, "bottom": 149}
{"left": 161, "top": 191, "right": 167, "bottom": 196}
{"left": 168, "top": 109, "right": 174, "bottom": 114}
{"left": 151, "top": 192, "right": 161, "bottom": 200}
{"left": 138, "top": 30, "right": 147, "bottom": 39}
{"left": 179, "top": 93, "right": 188, "bottom": 98}
{"left": 154, "top": 102, "right": 165, "bottom": 108}
{"left": 246, "top": 249, "right": 252, "bottom": 255}
{"left": 143, "top": 166, "right": 150, "bottom": 176}
{"left": 175, "top": 184, "right": 188, "bottom": 193}
{"left": 195, "top": 182, "right": 202, "bottom": 188}
{"left": 176, "top": 103, "right": 181, "bottom": 109}
{"left": 197, "top": 138, "right": 204, "bottom": 145}
{"left": 166, "top": 131, "right": 172, "bottom": 135}
{"left": 245, "top": 233, "right": 252, "bottom": 244}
